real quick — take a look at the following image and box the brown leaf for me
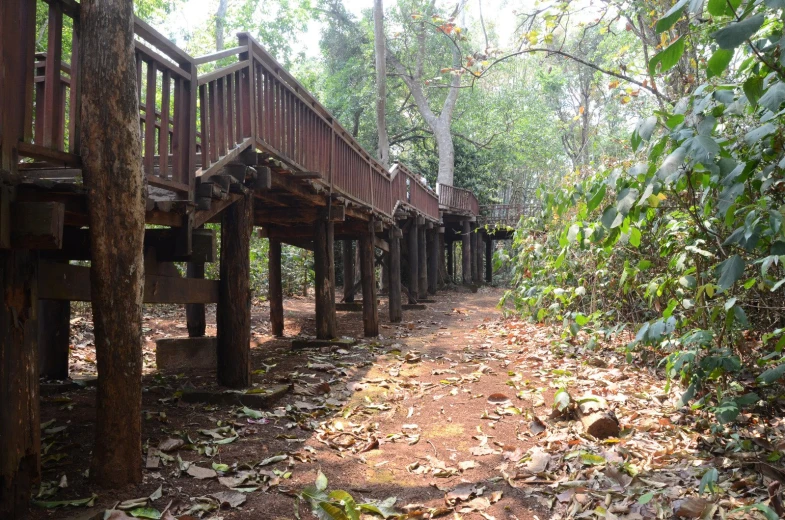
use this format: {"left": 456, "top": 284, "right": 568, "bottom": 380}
{"left": 674, "top": 497, "right": 708, "bottom": 518}
{"left": 187, "top": 465, "right": 217, "bottom": 480}
{"left": 487, "top": 393, "right": 511, "bottom": 404}
{"left": 158, "top": 438, "right": 184, "bottom": 452}
{"left": 209, "top": 491, "right": 247, "bottom": 509}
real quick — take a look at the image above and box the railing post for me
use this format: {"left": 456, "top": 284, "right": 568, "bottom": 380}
{"left": 237, "top": 33, "right": 256, "bottom": 143}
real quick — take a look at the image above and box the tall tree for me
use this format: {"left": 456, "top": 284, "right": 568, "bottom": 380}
{"left": 373, "top": 0, "right": 390, "bottom": 167}
{"left": 215, "top": 0, "right": 228, "bottom": 50}
{"left": 80, "top": 0, "right": 146, "bottom": 487}
{"left": 387, "top": 0, "right": 463, "bottom": 186}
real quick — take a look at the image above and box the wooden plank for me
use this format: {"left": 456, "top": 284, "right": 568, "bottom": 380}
{"left": 374, "top": 236, "right": 389, "bottom": 253}
{"left": 9, "top": 202, "right": 64, "bottom": 250}
{"left": 42, "top": 2, "right": 63, "bottom": 150}
{"left": 38, "top": 296, "right": 70, "bottom": 380}
{"left": 17, "top": 142, "right": 81, "bottom": 167}
{"left": 193, "top": 45, "right": 247, "bottom": 65}
{"left": 133, "top": 39, "right": 191, "bottom": 81}
{"left": 38, "top": 261, "right": 220, "bottom": 303}
{"left": 133, "top": 16, "right": 194, "bottom": 68}
{"left": 428, "top": 228, "right": 438, "bottom": 295}
{"left": 144, "top": 59, "right": 157, "bottom": 176}
{"left": 462, "top": 220, "right": 471, "bottom": 285}
{"left": 418, "top": 223, "right": 427, "bottom": 299}
{"left": 159, "top": 70, "right": 171, "bottom": 179}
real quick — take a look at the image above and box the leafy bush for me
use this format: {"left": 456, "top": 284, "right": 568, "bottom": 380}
{"left": 504, "top": 0, "right": 785, "bottom": 424}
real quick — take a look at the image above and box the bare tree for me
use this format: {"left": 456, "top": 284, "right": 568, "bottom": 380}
{"left": 374, "top": 0, "right": 390, "bottom": 168}
{"left": 215, "top": 0, "right": 228, "bottom": 50}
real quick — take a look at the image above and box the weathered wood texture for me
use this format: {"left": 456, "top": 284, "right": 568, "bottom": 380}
{"left": 217, "top": 194, "right": 252, "bottom": 388}
{"left": 186, "top": 262, "right": 206, "bottom": 337}
{"left": 314, "top": 219, "right": 337, "bottom": 339}
{"left": 342, "top": 240, "right": 355, "bottom": 302}
{"left": 417, "top": 224, "right": 427, "bottom": 299}
{"left": 0, "top": 250, "right": 40, "bottom": 519}
{"left": 268, "top": 239, "right": 284, "bottom": 336}
{"left": 407, "top": 222, "right": 418, "bottom": 304}
{"left": 38, "top": 298, "right": 70, "bottom": 380}
{"left": 447, "top": 240, "right": 454, "bottom": 279}
{"left": 388, "top": 227, "right": 402, "bottom": 323}
{"left": 461, "top": 220, "right": 471, "bottom": 284}
{"left": 470, "top": 231, "right": 477, "bottom": 284}
{"left": 427, "top": 229, "right": 438, "bottom": 295}
{"left": 359, "top": 220, "right": 379, "bottom": 336}
{"left": 81, "top": 0, "right": 147, "bottom": 488}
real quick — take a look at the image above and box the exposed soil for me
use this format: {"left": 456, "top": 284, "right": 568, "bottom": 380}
{"left": 33, "top": 286, "right": 558, "bottom": 520}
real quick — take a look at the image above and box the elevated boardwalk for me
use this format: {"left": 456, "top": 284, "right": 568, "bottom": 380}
{"left": 0, "top": 3, "right": 531, "bottom": 515}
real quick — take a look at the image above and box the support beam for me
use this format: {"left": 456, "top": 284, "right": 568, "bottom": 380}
{"left": 388, "top": 227, "right": 402, "bottom": 323}
{"left": 359, "top": 219, "right": 379, "bottom": 337}
{"left": 186, "top": 262, "right": 206, "bottom": 337}
{"left": 485, "top": 237, "right": 493, "bottom": 284}
{"left": 462, "top": 220, "right": 471, "bottom": 284}
{"left": 0, "top": 250, "right": 40, "bottom": 518}
{"left": 217, "top": 194, "right": 252, "bottom": 388}
{"left": 427, "top": 229, "right": 437, "bottom": 295}
{"left": 407, "top": 222, "right": 418, "bottom": 303}
{"left": 470, "top": 229, "right": 478, "bottom": 285}
{"left": 476, "top": 231, "right": 484, "bottom": 285}
{"left": 438, "top": 229, "right": 446, "bottom": 287}
{"left": 418, "top": 223, "right": 427, "bottom": 299}
{"left": 314, "top": 218, "right": 337, "bottom": 339}
{"left": 342, "top": 240, "right": 355, "bottom": 303}
{"left": 269, "top": 239, "right": 284, "bottom": 337}
{"left": 38, "top": 298, "right": 70, "bottom": 380}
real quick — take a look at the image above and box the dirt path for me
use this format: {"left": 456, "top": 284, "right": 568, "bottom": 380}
{"left": 34, "top": 286, "right": 760, "bottom": 520}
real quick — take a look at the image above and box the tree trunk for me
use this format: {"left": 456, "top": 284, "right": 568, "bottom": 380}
{"left": 373, "top": 0, "right": 389, "bottom": 168}
{"left": 314, "top": 219, "right": 337, "bottom": 339}
{"left": 359, "top": 220, "right": 379, "bottom": 337}
{"left": 269, "top": 239, "right": 284, "bottom": 337}
{"left": 0, "top": 250, "right": 40, "bottom": 518}
{"left": 388, "top": 227, "right": 402, "bottom": 323}
{"left": 407, "top": 222, "right": 418, "bottom": 303}
{"left": 217, "top": 194, "right": 252, "bottom": 388}
{"left": 215, "top": 0, "right": 228, "bottom": 51}
{"left": 434, "top": 126, "right": 456, "bottom": 186}
{"left": 81, "top": 0, "right": 146, "bottom": 488}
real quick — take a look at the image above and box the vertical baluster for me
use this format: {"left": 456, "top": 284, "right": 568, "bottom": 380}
{"left": 136, "top": 52, "right": 143, "bottom": 135}
{"left": 208, "top": 80, "right": 218, "bottom": 164}
{"left": 198, "top": 83, "right": 209, "bottom": 168}
{"left": 159, "top": 70, "right": 170, "bottom": 179}
{"left": 226, "top": 73, "right": 235, "bottom": 148}
{"left": 172, "top": 77, "right": 184, "bottom": 179}
{"left": 34, "top": 58, "right": 46, "bottom": 144}
{"left": 216, "top": 77, "right": 226, "bottom": 157}
{"left": 234, "top": 70, "right": 241, "bottom": 144}
{"left": 256, "top": 65, "right": 263, "bottom": 140}
{"left": 68, "top": 21, "right": 81, "bottom": 154}
{"left": 144, "top": 60, "right": 157, "bottom": 176}
{"left": 43, "top": 2, "right": 63, "bottom": 149}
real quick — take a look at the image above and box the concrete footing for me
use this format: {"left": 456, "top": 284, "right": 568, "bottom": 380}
{"left": 156, "top": 336, "right": 217, "bottom": 371}
{"left": 290, "top": 338, "right": 357, "bottom": 349}
{"left": 181, "top": 383, "right": 291, "bottom": 407}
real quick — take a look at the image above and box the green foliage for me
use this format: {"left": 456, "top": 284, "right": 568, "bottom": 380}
{"left": 296, "top": 472, "right": 399, "bottom": 520}
{"left": 505, "top": 0, "right": 785, "bottom": 423}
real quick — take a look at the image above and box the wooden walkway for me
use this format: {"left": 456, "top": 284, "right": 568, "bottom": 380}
{"left": 0, "top": 3, "right": 527, "bottom": 516}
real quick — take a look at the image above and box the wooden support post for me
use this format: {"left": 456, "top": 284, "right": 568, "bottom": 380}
{"left": 359, "top": 219, "right": 379, "bottom": 337}
{"left": 38, "top": 298, "right": 70, "bottom": 380}
{"left": 314, "top": 218, "right": 337, "bottom": 339}
{"left": 470, "top": 229, "right": 478, "bottom": 285}
{"left": 462, "top": 220, "right": 471, "bottom": 284}
{"left": 407, "top": 222, "right": 418, "bottom": 304}
{"left": 438, "top": 229, "right": 446, "bottom": 287}
{"left": 269, "top": 239, "right": 284, "bottom": 337}
{"left": 380, "top": 251, "right": 390, "bottom": 295}
{"left": 477, "top": 231, "right": 484, "bottom": 285}
{"left": 342, "top": 240, "right": 355, "bottom": 302}
{"left": 388, "top": 227, "right": 402, "bottom": 323}
{"left": 0, "top": 250, "right": 40, "bottom": 519}
{"left": 427, "top": 228, "right": 438, "bottom": 295}
{"left": 217, "top": 194, "right": 252, "bottom": 388}
{"left": 186, "top": 262, "right": 206, "bottom": 337}
{"left": 485, "top": 238, "right": 493, "bottom": 284}
{"left": 418, "top": 223, "right": 427, "bottom": 299}
{"left": 447, "top": 239, "right": 454, "bottom": 280}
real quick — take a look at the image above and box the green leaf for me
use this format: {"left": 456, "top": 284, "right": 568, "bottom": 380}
{"left": 707, "top": 49, "right": 733, "bottom": 78}
{"left": 579, "top": 452, "right": 606, "bottom": 465}
{"left": 649, "top": 36, "right": 686, "bottom": 75}
{"left": 240, "top": 406, "right": 263, "bottom": 419}
{"left": 329, "top": 490, "right": 360, "bottom": 520}
{"left": 315, "top": 471, "right": 329, "bottom": 492}
{"left": 758, "top": 362, "right": 785, "bottom": 384}
{"left": 743, "top": 75, "right": 764, "bottom": 107}
{"left": 745, "top": 123, "right": 776, "bottom": 145}
{"left": 315, "top": 501, "right": 351, "bottom": 520}
{"left": 656, "top": 0, "right": 688, "bottom": 33}
{"left": 629, "top": 228, "right": 641, "bottom": 248}
{"left": 700, "top": 468, "right": 719, "bottom": 495}
{"left": 553, "top": 248, "right": 566, "bottom": 269}
{"left": 130, "top": 508, "right": 162, "bottom": 519}
{"left": 666, "top": 114, "right": 685, "bottom": 129}
{"left": 708, "top": 0, "right": 741, "bottom": 16}
{"left": 616, "top": 188, "right": 639, "bottom": 215}
{"left": 553, "top": 388, "right": 571, "bottom": 412}
{"left": 711, "top": 14, "right": 764, "bottom": 50}
{"left": 759, "top": 81, "right": 785, "bottom": 112}
{"left": 587, "top": 185, "right": 607, "bottom": 213}
{"left": 638, "top": 491, "right": 655, "bottom": 504}
{"left": 358, "top": 497, "right": 399, "bottom": 519}
{"left": 716, "top": 255, "right": 745, "bottom": 290}
{"left": 715, "top": 399, "right": 740, "bottom": 424}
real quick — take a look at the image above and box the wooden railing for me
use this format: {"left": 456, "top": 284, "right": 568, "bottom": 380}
{"left": 438, "top": 183, "right": 479, "bottom": 215}
{"left": 478, "top": 204, "right": 531, "bottom": 227}
{"left": 3, "top": 3, "right": 447, "bottom": 224}
{"left": 390, "top": 163, "right": 439, "bottom": 221}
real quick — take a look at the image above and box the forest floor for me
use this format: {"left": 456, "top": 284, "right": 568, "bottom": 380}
{"left": 33, "top": 286, "right": 783, "bottom": 520}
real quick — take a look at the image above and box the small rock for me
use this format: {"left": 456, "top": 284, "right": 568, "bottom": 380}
{"left": 158, "top": 438, "right": 184, "bottom": 453}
